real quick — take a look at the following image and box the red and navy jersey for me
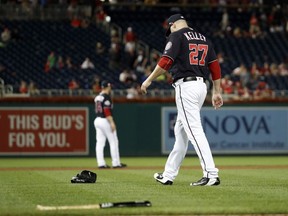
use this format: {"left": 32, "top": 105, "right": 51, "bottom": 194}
{"left": 94, "top": 93, "right": 113, "bottom": 118}
{"left": 163, "top": 27, "right": 217, "bottom": 81}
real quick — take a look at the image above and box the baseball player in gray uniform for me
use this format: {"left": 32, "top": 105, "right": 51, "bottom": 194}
{"left": 141, "top": 14, "right": 223, "bottom": 186}
{"left": 94, "top": 81, "right": 127, "bottom": 169}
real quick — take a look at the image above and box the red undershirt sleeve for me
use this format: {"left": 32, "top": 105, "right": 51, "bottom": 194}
{"left": 103, "top": 107, "right": 112, "bottom": 117}
{"left": 157, "top": 56, "right": 173, "bottom": 71}
{"left": 208, "top": 60, "right": 221, "bottom": 80}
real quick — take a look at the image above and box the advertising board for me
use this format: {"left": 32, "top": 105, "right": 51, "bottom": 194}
{"left": 0, "top": 107, "right": 89, "bottom": 155}
{"left": 162, "top": 107, "right": 288, "bottom": 154}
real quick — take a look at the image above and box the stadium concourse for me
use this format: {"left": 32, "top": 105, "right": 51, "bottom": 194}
{"left": 0, "top": 1, "right": 288, "bottom": 101}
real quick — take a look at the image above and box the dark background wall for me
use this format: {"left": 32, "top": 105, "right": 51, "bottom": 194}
{"left": 113, "top": 103, "right": 168, "bottom": 156}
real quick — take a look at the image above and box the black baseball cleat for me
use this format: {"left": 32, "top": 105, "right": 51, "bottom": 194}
{"left": 154, "top": 173, "right": 173, "bottom": 185}
{"left": 98, "top": 165, "right": 110, "bottom": 169}
{"left": 190, "top": 177, "right": 220, "bottom": 186}
{"left": 112, "top": 163, "right": 127, "bottom": 168}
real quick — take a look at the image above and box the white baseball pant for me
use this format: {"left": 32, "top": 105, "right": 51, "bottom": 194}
{"left": 163, "top": 77, "right": 219, "bottom": 181}
{"left": 94, "top": 117, "right": 121, "bottom": 167}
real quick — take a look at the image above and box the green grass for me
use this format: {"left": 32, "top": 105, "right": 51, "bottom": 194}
{"left": 0, "top": 156, "right": 288, "bottom": 215}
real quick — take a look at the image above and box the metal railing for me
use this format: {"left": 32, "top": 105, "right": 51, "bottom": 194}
{"left": 33, "top": 88, "right": 175, "bottom": 98}
{"left": 0, "top": 78, "right": 4, "bottom": 97}
{"left": 0, "top": 78, "right": 14, "bottom": 98}
{"left": 1, "top": 86, "right": 288, "bottom": 101}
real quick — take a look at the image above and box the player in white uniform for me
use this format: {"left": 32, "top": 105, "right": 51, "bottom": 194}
{"left": 141, "top": 14, "right": 223, "bottom": 186}
{"left": 94, "top": 81, "right": 127, "bottom": 169}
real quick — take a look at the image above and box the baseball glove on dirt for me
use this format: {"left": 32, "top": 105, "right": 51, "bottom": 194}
{"left": 71, "top": 170, "right": 97, "bottom": 183}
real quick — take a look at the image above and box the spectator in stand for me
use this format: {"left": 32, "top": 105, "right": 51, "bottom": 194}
{"left": 68, "top": 78, "right": 79, "bottom": 90}
{"left": 81, "top": 57, "right": 95, "bottom": 69}
{"left": 267, "top": 8, "right": 275, "bottom": 31}
{"left": 92, "top": 75, "right": 101, "bottom": 94}
{"left": 250, "top": 62, "right": 260, "bottom": 75}
{"left": 28, "top": 80, "right": 39, "bottom": 95}
{"left": 95, "top": 7, "right": 107, "bottom": 27}
{"left": 90, "top": 0, "right": 103, "bottom": 19}
{"left": 259, "top": 10, "right": 268, "bottom": 32}
{"left": 233, "top": 81, "right": 251, "bottom": 101}
{"left": 44, "top": 51, "right": 56, "bottom": 72}
{"left": 56, "top": 55, "right": 64, "bottom": 70}
{"left": 266, "top": 63, "right": 279, "bottom": 90}
{"left": 124, "top": 49, "right": 136, "bottom": 70}
{"left": 126, "top": 82, "right": 140, "bottom": 99}
{"left": 119, "top": 69, "right": 137, "bottom": 85}
{"left": 162, "top": 17, "right": 169, "bottom": 33}
{"left": 149, "top": 50, "right": 160, "bottom": 69}
{"left": 71, "top": 15, "right": 81, "bottom": 28}
{"left": 0, "top": 63, "right": 5, "bottom": 72}
{"left": 19, "top": 80, "right": 28, "bottom": 94}
{"left": 80, "top": 17, "right": 90, "bottom": 29}
{"left": 217, "top": 0, "right": 227, "bottom": 11}
{"left": 30, "top": 0, "right": 38, "bottom": 17}
{"left": 279, "top": 63, "right": 288, "bottom": 76}
{"left": 220, "top": 9, "right": 229, "bottom": 33}
{"left": 270, "top": 63, "right": 279, "bottom": 75}
{"left": 109, "top": 34, "right": 121, "bottom": 69}
{"left": 253, "top": 75, "right": 271, "bottom": 100}
{"left": 232, "top": 63, "right": 249, "bottom": 84}
{"left": 65, "top": 56, "right": 75, "bottom": 69}
{"left": 233, "top": 26, "right": 244, "bottom": 38}
{"left": 246, "top": 73, "right": 260, "bottom": 93}
{"left": 144, "top": 0, "right": 158, "bottom": 6}
{"left": 1, "top": 27, "right": 11, "bottom": 44}
{"left": 259, "top": 62, "right": 271, "bottom": 75}
{"left": 165, "top": 71, "right": 173, "bottom": 84}
{"left": 155, "top": 72, "right": 166, "bottom": 82}
{"left": 124, "top": 27, "right": 137, "bottom": 52}
{"left": 140, "top": 65, "right": 152, "bottom": 83}
{"left": 123, "top": 27, "right": 137, "bottom": 68}
{"left": 249, "top": 13, "right": 262, "bottom": 38}
{"left": 217, "top": 52, "right": 225, "bottom": 64}
{"left": 133, "top": 49, "right": 148, "bottom": 76}
{"left": 221, "top": 75, "right": 234, "bottom": 94}
{"left": 110, "top": 26, "right": 119, "bottom": 38}
{"left": 96, "top": 42, "right": 105, "bottom": 55}
{"left": 239, "top": 65, "right": 250, "bottom": 88}
{"left": 21, "top": 0, "right": 32, "bottom": 15}
{"left": 268, "top": 6, "right": 285, "bottom": 33}
{"left": 67, "top": 0, "right": 79, "bottom": 19}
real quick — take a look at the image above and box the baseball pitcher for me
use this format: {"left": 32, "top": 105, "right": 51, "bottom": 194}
{"left": 141, "top": 14, "right": 223, "bottom": 186}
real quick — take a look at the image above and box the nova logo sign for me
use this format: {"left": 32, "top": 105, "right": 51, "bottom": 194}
{"left": 203, "top": 115, "right": 270, "bottom": 135}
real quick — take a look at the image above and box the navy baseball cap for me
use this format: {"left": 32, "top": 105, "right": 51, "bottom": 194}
{"left": 165, "top": 14, "right": 186, "bottom": 37}
{"left": 101, "top": 80, "right": 111, "bottom": 88}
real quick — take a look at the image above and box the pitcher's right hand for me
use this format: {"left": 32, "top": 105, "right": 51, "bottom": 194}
{"left": 141, "top": 80, "right": 151, "bottom": 95}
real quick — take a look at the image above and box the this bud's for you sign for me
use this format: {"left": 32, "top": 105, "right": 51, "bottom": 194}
{"left": 0, "top": 107, "right": 89, "bottom": 155}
